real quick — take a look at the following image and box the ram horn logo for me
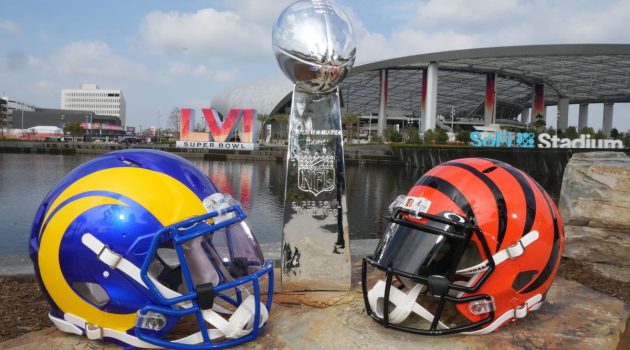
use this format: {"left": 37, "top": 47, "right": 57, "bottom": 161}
{"left": 297, "top": 153, "right": 335, "bottom": 196}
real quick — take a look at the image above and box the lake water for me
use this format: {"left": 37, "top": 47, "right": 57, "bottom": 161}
{"left": 0, "top": 153, "right": 423, "bottom": 263}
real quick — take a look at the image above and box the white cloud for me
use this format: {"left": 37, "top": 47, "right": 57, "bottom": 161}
{"left": 0, "top": 19, "right": 20, "bottom": 34}
{"left": 52, "top": 41, "right": 150, "bottom": 82}
{"left": 30, "top": 80, "right": 60, "bottom": 94}
{"left": 167, "top": 62, "right": 191, "bottom": 76}
{"left": 414, "top": 0, "right": 526, "bottom": 28}
{"left": 139, "top": 8, "right": 270, "bottom": 60}
{"left": 479, "top": 0, "right": 630, "bottom": 45}
{"left": 224, "top": 0, "right": 294, "bottom": 25}
{"left": 1, "top": 52, "right": 44, "bottom": 72}
{"left": 213, "top": 68, "right": 240, "bottom": 82}
{"left": 192, "top": 65, "right": 210, "bottom": 77}
{"left": 345, "top": 0, "right": 630, "bottom": 63}
{"left": 167, "top": 62, "right": 211, "bottom": 77}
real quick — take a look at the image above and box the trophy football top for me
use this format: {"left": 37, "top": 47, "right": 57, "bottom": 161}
{"left": 272, "top": 0, "right": 356, "bottom": 93}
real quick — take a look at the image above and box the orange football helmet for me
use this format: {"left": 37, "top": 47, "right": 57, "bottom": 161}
{"left": 362, "top": 158, "right": 564, "bottom": 335}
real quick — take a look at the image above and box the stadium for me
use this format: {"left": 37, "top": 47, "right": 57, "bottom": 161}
{"left": 212, "top": 44, "right": 630, "bottom": 140}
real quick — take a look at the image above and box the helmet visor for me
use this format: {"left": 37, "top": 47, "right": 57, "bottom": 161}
{"left": 371, "top": 217, "right": 469, "bottom": 280}
{"left": 182, "top": 221, "right": 266, "bottom": 287}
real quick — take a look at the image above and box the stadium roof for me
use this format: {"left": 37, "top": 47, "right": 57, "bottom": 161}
{"left": 212, "top": 44, "right": 630, "bottom": 120}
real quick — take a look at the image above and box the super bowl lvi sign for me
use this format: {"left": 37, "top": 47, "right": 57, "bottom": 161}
{"left": 176, "top": 108, "right": 259, "bottom": 150}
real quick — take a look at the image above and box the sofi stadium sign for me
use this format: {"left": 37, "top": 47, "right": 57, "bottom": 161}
{"left": 176, "top": 108, "right": 259, "bottom": 150}
{"left": 470, "top": 131, "right": 624, "bottom": 149}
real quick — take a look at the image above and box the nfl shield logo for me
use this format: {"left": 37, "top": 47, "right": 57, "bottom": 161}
{"left": 297, "top": 154, "right": 336, "bottom": 196}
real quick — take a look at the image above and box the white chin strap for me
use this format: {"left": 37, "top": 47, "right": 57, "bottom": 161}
{"left": 368, "top": 280, "right": 449, "bottom": 329}
{"left": 367, "top": 230, "right": 542, "bottom": 334}
{"left": 46, "top": 233, "right": 269, "bottom": 348}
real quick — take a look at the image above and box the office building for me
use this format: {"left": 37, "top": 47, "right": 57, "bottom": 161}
{"left": 61, "top": 84, "right": 126, "bottom": 126}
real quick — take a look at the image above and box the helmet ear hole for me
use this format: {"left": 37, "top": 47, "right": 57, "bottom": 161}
{"left": 72, "top": 282, "right": 110, "bottom": 307}
{"left": 482, "top": 166, "right": 497, "bottom": 174}
{"left": 512, "top": 270, "right": 538, "bottom": 291}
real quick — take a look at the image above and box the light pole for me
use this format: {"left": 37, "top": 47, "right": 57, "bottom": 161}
{"left": 157, "top": 111, "right": 161, "bottom": 143}
{"left": 555, "top": 110, "right": 559, "bottom": 136}
{"left": 21, "top": 109, "right": 24, "bottom": 137}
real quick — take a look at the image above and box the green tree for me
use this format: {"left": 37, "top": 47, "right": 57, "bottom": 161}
{"left": 257, "top": 113, "right": 271, "bottom": 141}
{"left": 564, "top": 126, "right": 578, "bottom": 139}
{"left": 594, "top": 129, "right": 606, "bottom": 139}
{"left": 405, "top": 127, "right": 421, "bottom": 144}
{"left": 545, "top": 127, "right": 556, "bottom": 135}
{"left": 456, "top": 130, "right": 471, "bottom": 143}
{"left": 580, "top": 127, "right": 596, "bottom": 137}
{"left": 435, "top": 128, "right": 448, "bottom": 144}
{"left": 385, "top": 125, "right": 402, "bottom": 142}
{"left": 167, "top": 107, "right": 180, "bottom": 134}
{"left": 532, "top": 114, "right": 546, "bottom": 132}
{"left": 623, "top": 131, "right": 630, "bottom": 148}
{"left": 610, "top": 128, "right": 621, "bottom": 139}
{"left": 423, "top": 129, "right": 436, "bottom": 144}
{"left": 342, "top": 112, "right": 360, "bottom": 142}
{"left": 273, "top": 114, "right": 289, "bottom": 140}
{"left": 64, "top": 122, "right": 84, "bottom": 138}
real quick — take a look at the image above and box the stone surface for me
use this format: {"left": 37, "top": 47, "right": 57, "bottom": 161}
{"left": 592, "top": 262, "right": 630, "bottom": 284}
{"left": 2, "top": 277, "right": 628, "bottom": 350}
{"left": 559, "top": 151, "right": 630, "bottom": 281}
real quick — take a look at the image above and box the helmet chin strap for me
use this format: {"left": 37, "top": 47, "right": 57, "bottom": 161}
{"left": 367, "top": 280, "right": 449, "bottom": 329}
{"left": 59, "top": 233, "right": 269, "bottom": 348}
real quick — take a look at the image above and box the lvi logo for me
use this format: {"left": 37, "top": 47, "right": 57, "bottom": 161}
{"left": 179, "top": 108, "right": 258, "bottom": 143}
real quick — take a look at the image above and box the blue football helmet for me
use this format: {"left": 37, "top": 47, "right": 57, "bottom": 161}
{"left": 29, "top": 149, "right": 274, "bottom": 349}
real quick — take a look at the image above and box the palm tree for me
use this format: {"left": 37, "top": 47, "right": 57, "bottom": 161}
{"left": 274, "top": 114, "right": 289, "bottom": 141}
{"left": 342, "top": 112, "right": 360, "bottom": 142}
{"left": 257, "top": 113, "right": 270, "bottom": 142}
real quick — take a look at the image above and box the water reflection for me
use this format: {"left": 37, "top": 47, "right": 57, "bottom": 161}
{"left": 1, "top": 153, "right": 419, "bottom": 255}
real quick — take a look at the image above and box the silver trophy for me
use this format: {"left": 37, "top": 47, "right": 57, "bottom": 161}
{"left": 273, "top": 0, "right": 356, "bottom": 291}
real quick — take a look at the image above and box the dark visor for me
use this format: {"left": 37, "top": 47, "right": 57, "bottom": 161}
{"left": 371, "top": 217, "right": 470, "bottom": 279}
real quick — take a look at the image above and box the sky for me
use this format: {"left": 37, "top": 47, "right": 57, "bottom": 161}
{"left": 1, "top": 0, "right": 630, "bottom": 131}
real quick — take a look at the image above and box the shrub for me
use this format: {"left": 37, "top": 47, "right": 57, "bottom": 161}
{"left": 456, "top": 130, "right": 470, "bottom": 143}
{"left": 423, "top": 129, "right": 436, "bottom": 144}
{"left": 564, "top": 126, "right": 578, "bottom": 139}
{"left": 435, "top": 128, "right": 448, "bottom": 144}
{"left": 405, "top": 127, "right": 421, "bottom": 144}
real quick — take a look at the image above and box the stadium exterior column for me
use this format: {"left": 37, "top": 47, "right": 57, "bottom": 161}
{"left": 578, "top": 103, "right": 589, "bottom": 131}
{"left": 603, "top": 102, "right": 614, "bottom": 137}
{"left": 421, "top": 62, "right": 438, "bottom": 132}
{"left": 532, "top": 83, "right": 545, "bottom": 124}
{"left": 557, "top": 97, "right": 569, "bottom": 131}
{"left": 521, "top": 107, "right": 530, "bottom": 124}
{"left": 484, "top": 73, "right": 497, "bottom": 125}
{"left": 377, "top": 69, "right": 388, "bottom": 138}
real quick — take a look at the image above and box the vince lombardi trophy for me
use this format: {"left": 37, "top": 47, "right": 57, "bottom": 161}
{"left": 273, "top": 0, "right": 356, "bottom": 291}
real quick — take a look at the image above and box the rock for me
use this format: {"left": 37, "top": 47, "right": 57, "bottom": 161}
{"left": 2, "top": 277, "right": 628, "bottom": 350}
{"left": 559, "top": 151, "right": 630, "bottom": 280}
{"left": 563, "top": 226, "right": 630, "bottom": 266}
{"left": 591, "top": 262, "right": 630, "bottom": 284}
